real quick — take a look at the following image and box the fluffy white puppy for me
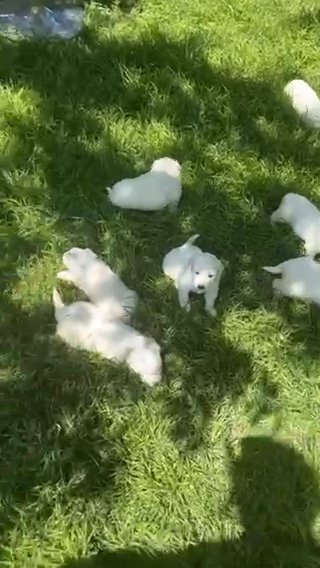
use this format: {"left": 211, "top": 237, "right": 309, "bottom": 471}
{"left": 53, "top": 289, "right": 162, "bottom": 386}
{"left": 284, "top": 79, "right": 320, "bottom": 127}
{"left": 262, "top": 256, "right": 320, "bottom": 306}
{"left": 107, "top": 157, "right": 182, "bottom": 211}
{"left": 58, "top": 247, "right": 137, "bottom": 322}
{"left": 162, "top": 234, "right": 224, "bottom": 316}
{"left": 271, "top": 193, "right": 320, "bottom": 257}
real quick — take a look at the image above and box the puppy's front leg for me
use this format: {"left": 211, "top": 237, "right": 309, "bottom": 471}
{"left": 57, "top": 270, "right": 75, "bottom": 283}
{"left": 205, "top": 285, "right": 218, "bottom": 317}
{"left": 177, "top": 283, "right": 191, "bottom": 312}
{"left": 270, "top": 207, "right": 284, "bottom": 224}
{"left": 272, "top": 278, "right": 284, "bottom": 296}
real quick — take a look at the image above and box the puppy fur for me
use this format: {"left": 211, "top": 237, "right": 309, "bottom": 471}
{"left": 53, "top": 289, "right": 162, "bottom": 386}
{"left": 107, "top": 157, "right": 182, "bottom": 211}
{"left": 271, "top": 193, "right": 320, "bottom": 257}
{"left": 162, "top": 234, "right": 224, "bottom": 316}
{"left": 58, "top": 247, "right": 137, "bottom": 322}
{"left": 262, "top": 256, "right": 320, "bottom": 306}
{"left": 284, "top": 79, "right": 320, "bottom": 128}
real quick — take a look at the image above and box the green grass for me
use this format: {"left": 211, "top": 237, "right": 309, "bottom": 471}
{"left": 1, "top": 0, "right": 320, "bottom": 566}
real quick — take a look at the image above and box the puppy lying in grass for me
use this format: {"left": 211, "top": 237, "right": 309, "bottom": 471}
{"left": 58, "top": 247, "right": 137, "bottom": 322}
{"left": 263, "top": 256, "right": 320, "bottom": 306}
{"left": 284, "top": 79, "right": 320, "bottom": 128}
{"left": 271, "top": 193, "right": 320, "bottom": 257}
{"left": 107, "top": 157, "right": 182, "bottom": 211}
{"left": 53, "top": 289, "right": 162, "bottom": 386}
{"left": 162, "top": 234, "right": 224, "bottom": 316}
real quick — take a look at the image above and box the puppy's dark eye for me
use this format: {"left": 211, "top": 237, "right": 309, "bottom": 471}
{"left": 208, "top": 274, "right": 214, "bottom": 278}
{"left": 195, "top": 271, "right": 199, "bottom": 275}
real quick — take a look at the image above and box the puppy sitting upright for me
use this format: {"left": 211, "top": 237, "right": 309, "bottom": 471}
{"left": 107, "top": 157, "right": 182, "bottom": 211}
{"left": 162, "top": 234, "right": 224, "bottom": 316}
{"left": 271, "top": 193, "right": 320, "bottom": 257}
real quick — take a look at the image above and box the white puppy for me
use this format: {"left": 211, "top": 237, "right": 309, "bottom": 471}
{"left": 58, "top": 247, "right": 137, "bottom": 322}
{"left": 262, "top": 256, "right": 320, "bottom": 306}
{"left": 107, "top": 157, "right": 182, "bottom": 211}
{"left": 284, "top": 79, "right": 320, "bottom": 127}
{"left": 162, "top": 234, "right": 224, "bottom": 316}
{"left": 53, "top": 289, "right": 162, "bottom": 386}
{"left": 271, "top": 193, "right": 320, "bottom": 257}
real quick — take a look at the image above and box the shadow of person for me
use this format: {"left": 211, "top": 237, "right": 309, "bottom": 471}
{"left": 60, "top": 436, "right": 320, "bottom": 568}
{"left": 228, "top": 436, "right": 320, "bottom": 566}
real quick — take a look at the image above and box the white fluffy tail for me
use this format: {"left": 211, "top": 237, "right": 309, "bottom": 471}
{"left": 262, "top": 265, "right": 282, "bottom": 275}
{"left": 185, "top": 234, "right": 200, "bottom": 246}
{"left": 53, "top": 288, "right": 65, "bottom": 320}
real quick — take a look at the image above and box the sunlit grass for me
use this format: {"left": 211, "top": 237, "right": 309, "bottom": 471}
{"left": 0, "top": 1, "right": 320, "bottom": 567}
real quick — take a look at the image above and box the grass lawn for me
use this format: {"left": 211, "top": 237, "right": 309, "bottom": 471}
{"left": 1, "top": 0, "right": 320, "bottom": 566}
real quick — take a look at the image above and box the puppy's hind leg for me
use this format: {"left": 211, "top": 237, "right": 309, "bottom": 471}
{"left": 52, "top": 288, "right": 65, "bottom": 321}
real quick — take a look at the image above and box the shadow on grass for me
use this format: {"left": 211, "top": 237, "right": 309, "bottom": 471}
{"left": 60, "top": 436, "right": 320, "bottom": 567}
{"left": 0, "top": 30, "right": 317, "bottom": 271}
{"left": 158, "top": 307, "right": 279, "bottom": 450}
{"left": 0, "top": 28, "right": 289, "bottom": 449}
{"left": 246, "top": 176, "right": 320, "bottom": 363}
{"left": 0, "top": 22, "right": 319, "bottom": 547}
{"left": 0, "top": 295, "right": 149, "bottom": 541}
{"left": 0, "top": 30, "right": 318, "bottom": 175}
{"left": 291, "top": 6, "right": 320, "bottom": 33}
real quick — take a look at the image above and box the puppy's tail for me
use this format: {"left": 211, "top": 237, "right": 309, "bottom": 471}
{"left": 184, "top": 234, "right": 200, "bottom": 246}
{"left": 262, "top": 265, "right": 282, "bottom": 276}
{"left": 53, "top": 288, "right": 65, "bottom": 320}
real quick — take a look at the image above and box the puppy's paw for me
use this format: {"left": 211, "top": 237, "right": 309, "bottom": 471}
{"left": 57, "top": 270, "right": 73, "bottom": 282}
{"left": 206, "top": 307, "right": 217, "bottom": 317}
{"left": 270, "top": 213, "right": 280, "bottom": 224}
{"left": 272, "top": 289, "right": 283, "bottom": 300}
{"left": 183, "top": 303, "right": 191, "bottom": 312}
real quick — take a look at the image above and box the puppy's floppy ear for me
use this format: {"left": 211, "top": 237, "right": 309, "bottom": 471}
{"left": 204, "top": 253, "right": 225, "bottom": 277}
{"left": 83, "top": 248, "right": 98, "bottom": 261}
{"left": 204, "top": 252, "right": 217, "bottom": 261}
{"left": 204, "top": 252, "right": 220, "bottom": 268}
{"left": 218, "top": 258, "right": 228, "bottom": 275}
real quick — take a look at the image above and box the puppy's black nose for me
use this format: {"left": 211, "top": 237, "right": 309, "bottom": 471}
{"left": 197, "top": 285, "right": 205, "bottom": 290}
